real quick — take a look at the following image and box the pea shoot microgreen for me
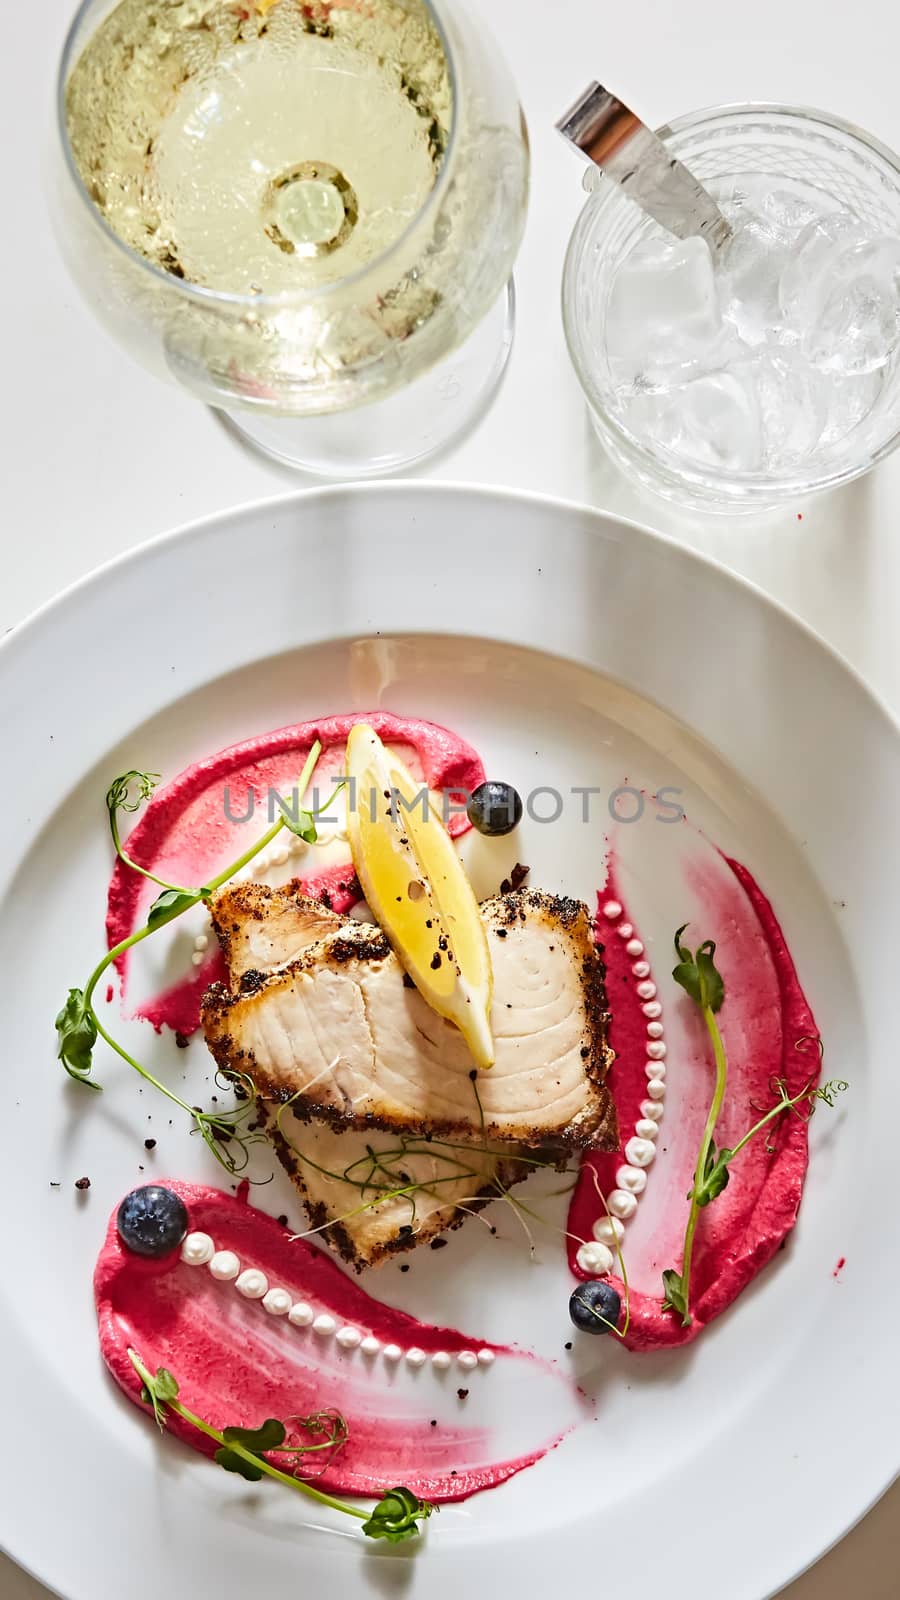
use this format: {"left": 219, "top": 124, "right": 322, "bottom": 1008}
{"left": 56, "top": 741, "right": 345, "bottom": 1174}
{"left": 128, "top": 1351, "right": 433, "bottom": 1543}
{"left": 661, "top": 925, "right": 847, "bottom": 1326}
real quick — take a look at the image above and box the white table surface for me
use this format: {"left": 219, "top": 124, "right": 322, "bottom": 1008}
{"left": 3, "top": 0, "right": 899, "bottom": 1593}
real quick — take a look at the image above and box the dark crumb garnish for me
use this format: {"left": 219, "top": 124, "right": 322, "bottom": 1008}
{"left": 430, "top": 1237, "right": 448, "bottom": 1250}
{"left": 277, "top": 1214, "right": 288, "bottom": 1227}
{"left": 457, "top": 1388, "right": 469, "bottom": 1400}
{"left": 468, "top": 1069, "right": 478, "bottom": 1081}
{"left": 399, "top": 1263, "right": 410, "bottom": 1273}
{"left": 174, "top": 1031, "right": 190, "bottom": 1049}
{"left": 564, "top": 1341, "right": 573, "bottom": 1351}
{"left": 75, "top": 1176, "right": 91, "bottom": 1191}
{"left": 495, "top": 927, "right": 508, "bottom": 939}
{"left": 499, "top": 862, "right": 530, "bottom": 895}
{"left": 144, "top": 1137, "right": 156, "bottom": 1150}
{"left": 49, "top": 1181, "right": 60, "bottom": 1189}
{"left": 430, "top": 1419, "right": 437, "bottom": 1427}
{"left": 489, "top": 1225, "right": 497, "bottom": 1236}
{"left": 450, "top": 1470, "right": 457, "bottom": 1477}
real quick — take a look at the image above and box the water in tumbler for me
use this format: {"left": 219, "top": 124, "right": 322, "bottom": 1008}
{"left": 603, "top": 175, "right": 900, "bottom": 475}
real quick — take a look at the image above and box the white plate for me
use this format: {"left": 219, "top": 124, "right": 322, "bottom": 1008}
{"left": 0, "top": 483, "right": 896, "bottom": 1600}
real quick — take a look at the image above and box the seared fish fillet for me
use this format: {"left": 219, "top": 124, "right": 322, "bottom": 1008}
{"left": 209, "top": 883, "right": 538, "bottom": 1268}
{"left": 203, "top": 884, "right": 616, "bottom": 1150}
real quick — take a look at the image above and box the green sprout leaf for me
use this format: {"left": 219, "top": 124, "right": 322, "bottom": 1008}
{"left": 660, "top": 1268, "right": 689, "bottom": 1322}
{"left": 361, "top": 1486, "right": 435, "bottom": 1544}
{"left": 147, "top": 888, "right": 202, "bottom": 929}
{"left": 106, "top": 770, "right": 160, "bottom": 820}
{"left": 673, "top": 925, "right": 724, "bottom": 1013}
{"left": 215, "top": 1419, "right": 288, "bottom": 1477}
{"left": 55, "top": 987, "right": 100, "bottom": 1089}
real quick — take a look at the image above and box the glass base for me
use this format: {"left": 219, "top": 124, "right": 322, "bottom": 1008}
{"left": 218, "top": 280, "right": 515, "bottom": 476}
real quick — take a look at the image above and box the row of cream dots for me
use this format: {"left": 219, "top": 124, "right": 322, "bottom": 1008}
{"left": 575, "top": 898, "right": 667, "bottom": 1277}
{"left": 180, "top": 1231, "right": 495, "bottom": 1371}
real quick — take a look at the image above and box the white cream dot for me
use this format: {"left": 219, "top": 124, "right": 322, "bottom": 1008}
{"left": 616, "top": 922, "right": 634, "bottom": 939}
{"left": 312, "top": 1313, "right": 337, "bottom": 1337}
{"left": 406, "top": 1347, "right": 427, "bottom": 1368}
{"left": 641, "top": 1099, "right": 665, "bottom": 1122}
{"left": 288, "top": 1301, "right": 313, "bottom": 1327}
{"left": 181, "top": 1231, "right": 215, "bottom": 1266}
{"left": 647, "top": 1039, "right": 667, "bottom": 1060}
{"left": 647, "top": 1020, "right": 665, "bottom": 1040}
{"left": 602, "top": 900, "right": 622, "bottom": 920}
{"left": 632, "top": 959, "right": 650, "bottom": 978}
{"left": 636, "top": 980, "right": 657, "bottom": 1000}
{"left": 625, "top": 1136, "right": 656, "bottom": 1167}
{"left": 262, "top": 1287, "right": 292, "bottom": 1316}
{"left": 625, "top": 939, "right": 644, "bottom": 957}
{"left": 193, "top": 933, "right": 209, "bottom": 953}
{"left": 457, "top": 1351, "right": 478, "bottom": 1371}
{"left": 607, "top": 1188, "right": 638, "bottom": 1220}
{"left": 647, "top": 1079, "right": 667, "bottom": 1101}
{"left": 635, "top": 1118, "right": 660, "bottom": 1141}
{"left": 592, "top": 1215, "right": 625, "bottom": 1245}
{"left": 272, "top": 847, "right": 289, "bottom": 867}
{"left": 576, "top": 1240, "right": 614, "bottom": 1275}
{"left": 616, "top": 1164, "right": 647, "bottom": 1194}
{"left": 360, "top": 1335, "right": 381, "bottom": 1356}
{"left": 236, "top": 1268, "right": 268, "bottom": 1300}
{"left": 191, "top": 951, "right": 205, "bottom": 967}
{"left": 383, "top": 1343, "right": 403, "bottom": 1362}
{"left": 477, "top": 1349, "right": 496, "bottom": 1366}
{"left": 431, "top": 1351, "right": 451, "bottom": 1370}
{"left": 646, "top": 1060, "right": 666, "bottom": 1080}
{"left": 336, "top": 1326, "right": 361, "bottom": 1350}
{"left": 209, "top": 1250, "right": 240, "bottom": 1281}
{"left": 643, "top": 1001, "right": 663, "bottom": 1019}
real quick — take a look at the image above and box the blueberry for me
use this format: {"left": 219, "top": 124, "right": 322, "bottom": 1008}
{"left": 117, "top": 1185, "right": 188, "bottom": 1259}
{"left": 569, "top": 1280, "right": 621, "bottom": 1335}
{"left": 467, "top": 782, "right": 523, "bottom": 837}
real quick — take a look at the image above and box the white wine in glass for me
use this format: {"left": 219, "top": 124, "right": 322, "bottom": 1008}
{"left": 57, "top": 0, "right": 530, "bottom": 474}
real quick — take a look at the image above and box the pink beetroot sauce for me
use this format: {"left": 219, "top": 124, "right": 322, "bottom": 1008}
{"left": 106, "top": 712, "right": 484, "bottom": 1037}
{"left": 568, "top": 850, "right": 820, "bottom": 1351}
{"left": 96, "top": 1182, "right": 576, "bottom": 1502}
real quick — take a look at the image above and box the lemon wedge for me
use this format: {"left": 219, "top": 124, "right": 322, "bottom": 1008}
{"left": 345, "top": 723, "right": 494, "bottom": 1067}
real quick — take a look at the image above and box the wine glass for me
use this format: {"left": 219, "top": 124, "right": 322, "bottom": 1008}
{"left": 54, "top": 0, "right": 530, "bottom": 476}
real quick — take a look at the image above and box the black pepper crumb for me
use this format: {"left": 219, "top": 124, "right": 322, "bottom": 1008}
{"left": 489, "top": 1225, "right": 497, "bottom": 1236}
{"left": 430, "top": 1237, "right": 448, "bottom": 1250}
{"left": 138, "top": 1165, "right": 144, "bottom": 1172}
{"left": 495, "top": 927, "right": 508, "bottom": 939}
{"left": 400, "top": 1263, "right": 410, "bottom": 1272}
{"left": 430, "top": 1419, "right": 437, "bottom": 1427}
{"left": 74, "top": 1176, "right": 91, "bottom": 1191}
{"left": 564, "top": 1341, "right": 572, "bottom": 1351}
{"left": 468, "top": 1068, "right": 477, "bottom": 1081}
{"left": 49, "top": 1181, "right": 60, "bottom": 1189}
{"left": 277, "top": 1214, "right": 288, "bottom": 1227}
{"left": 450, "top": 1470, "right": 457, "bottom": 1477}
{"left": 430, "top": 952, "right": 442, "bottom": 969}
{"left": 457, "top": 1388, "right": 469, "bottom": 1400}
{"left": 174, "top": 1031, "right": 190, "bottom": 1050}
{"left": 144, "top": 1137, "right": 156, "bottom": 1150}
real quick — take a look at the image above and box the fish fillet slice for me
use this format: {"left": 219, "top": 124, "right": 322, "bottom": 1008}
{"left": 210, "top": 883, "right": 531, "bottom": 1267}
{"left": 204, "top": 884, "right": 616, "bottom": 1149}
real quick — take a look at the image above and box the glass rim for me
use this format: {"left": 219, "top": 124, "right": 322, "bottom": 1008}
{"left": 56, "top": 0, "right": 460, "bottom": 311}
{"left": 562, "top": 99, "right": 900, "bottom": 501}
